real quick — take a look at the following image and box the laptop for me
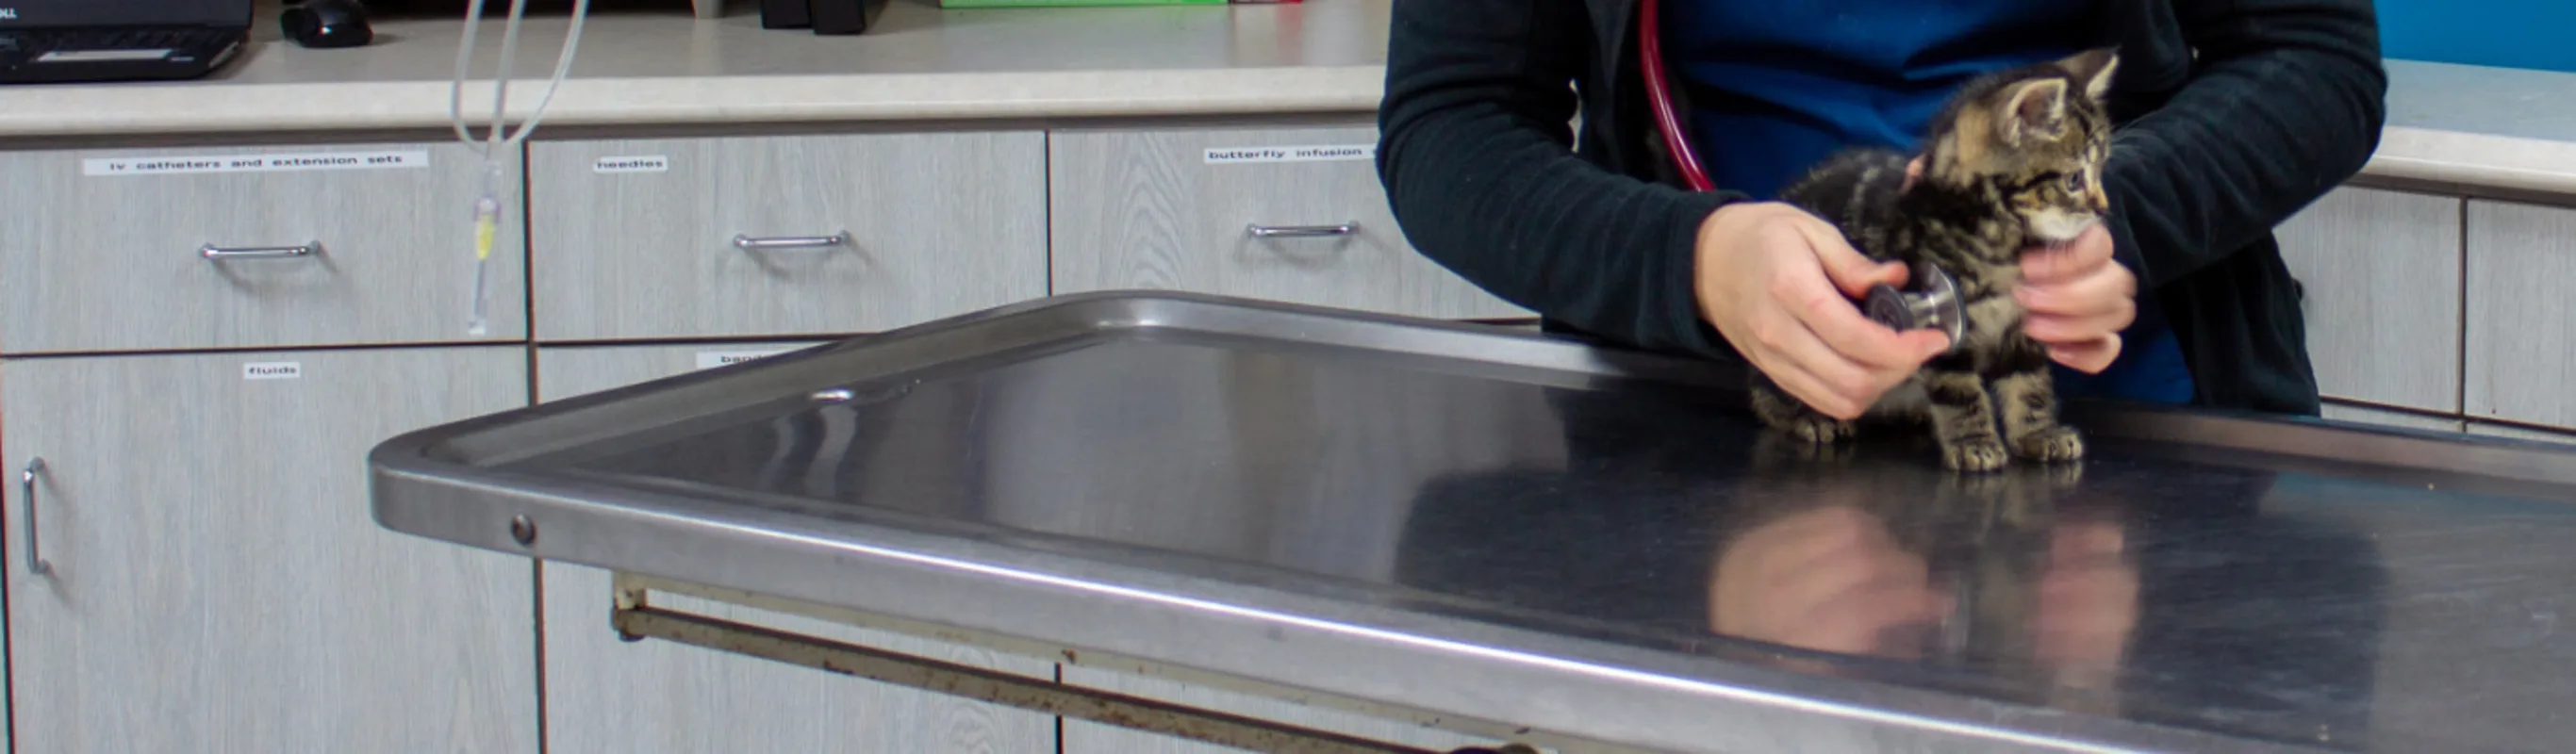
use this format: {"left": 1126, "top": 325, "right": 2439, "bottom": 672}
{"left": 0, "top": 0, "right": 253, "bottom": 84}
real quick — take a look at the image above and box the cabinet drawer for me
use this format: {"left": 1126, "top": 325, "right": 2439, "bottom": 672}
{"left": 1049, "top": 125, "right": 1525, "bottom": 320}
{"left": 0, "top": 142, "right": 528, "bottom": 354}
{"left": 2465, "top": 199, "right": 2576, "bottom": 431}
{"left": 2273, "top": 187, "right": 2463, "bottom": 413}
{"left": 4, "top": 345, "right": 537, "bottom": 752}
{"left": 527, "top": 132, "right": 1049, "bottom": 341}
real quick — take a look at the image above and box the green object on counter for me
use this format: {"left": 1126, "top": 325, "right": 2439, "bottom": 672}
{"left": 940, "top": 0, "right": 1225, "bottom": 6}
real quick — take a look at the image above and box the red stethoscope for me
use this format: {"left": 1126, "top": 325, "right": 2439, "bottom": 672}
{"left": 1638, "top": 0, "right": 1967, "bottom": 345}
{"left": 1638, "top": 0, "right": 1716, "bottom": 192}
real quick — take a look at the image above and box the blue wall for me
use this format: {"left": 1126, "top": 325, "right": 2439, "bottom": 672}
{"left": 2379, "top": 0, "right": 2576, "bottom": 73}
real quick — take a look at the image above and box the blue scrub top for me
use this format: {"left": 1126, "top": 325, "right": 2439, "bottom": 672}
{"left": 1660, "top": 0, "right": 2194, "bottom": 405}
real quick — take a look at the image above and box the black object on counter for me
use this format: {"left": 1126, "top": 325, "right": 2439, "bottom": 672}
{"left": 282, "top": 0, "right": 374, "bottom": 49}
{"left": 758, "top": 0, "right": 809, "bottom": 28}
{"left": 0, "top": 0, "right": 252, "bottom": 84}
{"left": 758, "top": 0, "right": 884, "bottom": 34}
{"left": 802, "top": 0, "right": 887, "bottom": 35}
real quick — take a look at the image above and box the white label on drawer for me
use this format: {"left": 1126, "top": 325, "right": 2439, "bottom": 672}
{"left": 594, "top": 155, "right": 670, "bottom": 173}
{"left": 83, "top": 151, "right": 430, "bottom": 177}
{"left": 241, "top": 362, "right": 303, "bottom": 381}
{"left": 1203, "top": 144, "right": 1376, "bottom": 165}
{"left": 696, "top": 350, "right": 790, "bottom": 369}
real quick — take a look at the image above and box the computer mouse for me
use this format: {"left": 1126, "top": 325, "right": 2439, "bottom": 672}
{"left": 281, "top": 0, "right": 374, "bottom": 49}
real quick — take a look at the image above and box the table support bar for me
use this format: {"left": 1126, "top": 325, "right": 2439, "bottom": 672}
{"left": 610, "top": 602, "right": 1537, "bottom": 754}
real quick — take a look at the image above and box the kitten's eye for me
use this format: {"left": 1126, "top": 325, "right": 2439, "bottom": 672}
{"left": 2063, "top": 172, "right": 2086, "bottom": 192}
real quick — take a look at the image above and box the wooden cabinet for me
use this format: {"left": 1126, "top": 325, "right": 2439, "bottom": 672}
{"left": 1048, "top": 124, "right": 1525, "bottom": 320}
{"left": 19, "top": 113, "right": 2573, "bottom": 754}
{"left": 525, "top": 132, "right": 1049, "bottom": 342}
{"left": 2465, "top": 199, "right": 2576, "bottom": 431}
{"left": 531, "top": 342, "right": 1061, "bottom": 754}
{"left": 0, "top": 142, "right": 528, "bottom": 355}
{"left": 2, "top": 346, "right": 537, "bottom": 753}
{"left": 2273, "top": 187, "right": 2464, "bottom": 413}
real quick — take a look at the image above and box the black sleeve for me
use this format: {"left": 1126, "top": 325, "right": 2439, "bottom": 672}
{"left": 2101, "top": 0, "right": 2387, "bottom": 288}
{"left": 1375, "top": 0, "right": 1748, "bottom": 358}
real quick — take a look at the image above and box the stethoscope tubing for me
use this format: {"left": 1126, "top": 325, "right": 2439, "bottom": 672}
{"left": 1637, "top": 0, "right": 1716, "bottom": 192}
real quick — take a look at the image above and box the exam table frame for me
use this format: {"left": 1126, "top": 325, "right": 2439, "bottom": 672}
{"left": 371, "top": 290, "right": 2576, "bottom": 754}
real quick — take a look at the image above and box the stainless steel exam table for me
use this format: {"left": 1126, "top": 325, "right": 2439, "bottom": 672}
{"left": 370, "top": 291, "right": 2576, "bottom": 754}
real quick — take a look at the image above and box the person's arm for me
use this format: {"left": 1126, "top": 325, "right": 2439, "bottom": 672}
{"left": 1375, "top": 0, "right": 1744, "bottom": 357}
{"left": 2100, "top": 0, "right": 2386, "bottom": 288}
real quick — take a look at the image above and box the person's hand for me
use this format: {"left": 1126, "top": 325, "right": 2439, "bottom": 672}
{"left": 1694, "top": 203, "right": 1953, "bottom": 419}
{"left": 2017, "top": 226, "right": 2134, "bottom": 374}
{"left": 1709, "top": 506, "right": 1952, "bottom": 657}
{"left": 1901, "top": 156, "right": 2135, "bottom": 373}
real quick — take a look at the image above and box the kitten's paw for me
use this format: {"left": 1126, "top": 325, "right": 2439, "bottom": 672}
{"left": 1757, "top": 433, "right": 1854, "bottom": 464}
{"left": 1751, "top": 387, "right": 1856, "bottom": 444}
{"left": 1942, "top": 436, "right": 2011, "bottom": 473}
{"left": 1779, "top": 415, "right": 1858, "bottom": 445}
{"left": 2015, "top": 426, "right": 2086, "bottom": 463}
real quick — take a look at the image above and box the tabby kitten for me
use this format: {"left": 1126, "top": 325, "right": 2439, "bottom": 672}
{"left": 1751, "top": 48, "right": 2122, "bottom": 472}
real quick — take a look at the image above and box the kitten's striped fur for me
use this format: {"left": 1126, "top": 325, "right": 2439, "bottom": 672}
{"left": 1753, "top": 48, "right": 2122, "bottom": 472}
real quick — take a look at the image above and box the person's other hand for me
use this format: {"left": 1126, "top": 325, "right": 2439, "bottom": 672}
{"left": 1694, "top": 203, "right": 1953, "bottom": 419}
{"left": 2018, "top": 225, "right": 2134, "bottom": 374}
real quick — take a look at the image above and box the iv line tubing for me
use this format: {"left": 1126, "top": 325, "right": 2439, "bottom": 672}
{"left": 447, "top": 0, "right": 591, "bottom": 336}
{"left": 450, "top": 0, "right": 592, "bottom": 156}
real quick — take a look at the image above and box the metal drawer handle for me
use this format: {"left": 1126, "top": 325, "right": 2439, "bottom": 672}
{"left": 733, "top": 233, "right": 850, "bottom": 251}
{"left": 1246, "top": 221, "right": 1359, "bottom": 238}
{"left": 22, "top": 457, "right": 50, "bottom": 577}
{"left": 200, "top": 242, "right": 322, "bottom": 260}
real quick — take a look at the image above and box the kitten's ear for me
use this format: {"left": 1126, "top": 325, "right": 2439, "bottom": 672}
{"left": 1996, "top": 78, "right": 2071, "bottom": 145}
{"left": 2056, "top": 47, "right": 2121, "bottom": 101}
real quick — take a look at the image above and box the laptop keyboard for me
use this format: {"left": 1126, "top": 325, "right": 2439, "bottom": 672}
{"left": 0, "top": 26, "right": 241, "bottom": 57}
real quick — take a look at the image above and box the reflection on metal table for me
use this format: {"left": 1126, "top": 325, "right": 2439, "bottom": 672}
{"left": 370, "top": 291, "right": 2576, "bottom": 754}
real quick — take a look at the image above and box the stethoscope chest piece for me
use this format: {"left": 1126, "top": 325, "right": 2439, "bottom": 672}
{"left": 1865, "top": 262, "right": 1968, "bottom": 354}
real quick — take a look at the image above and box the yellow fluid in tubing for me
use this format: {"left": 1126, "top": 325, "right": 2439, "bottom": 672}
{"left": 450, "top": 0, "right": 590, "bottom": 336}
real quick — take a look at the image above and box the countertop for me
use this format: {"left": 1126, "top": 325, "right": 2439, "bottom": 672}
{"left": 5, "top": 0, "right": 2574, "bottom": 196}
{"left": 0, "top": 0, "right": 1393, "bottom": 135}
{"left": 2374, "top": 61, "right": 2576, "bottom": 196}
